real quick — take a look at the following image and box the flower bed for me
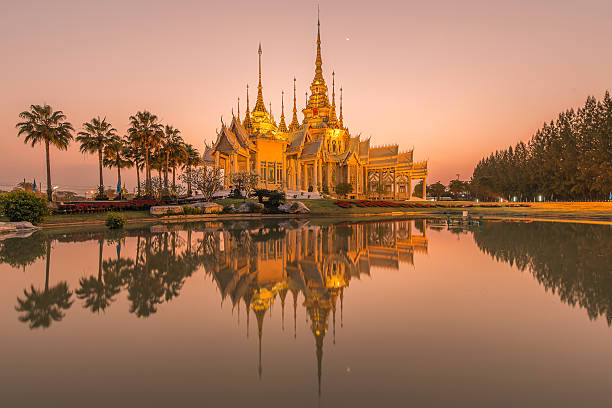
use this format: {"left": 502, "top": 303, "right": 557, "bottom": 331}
{"left": 333, "top": 200, "right": 531, "bottom": 209}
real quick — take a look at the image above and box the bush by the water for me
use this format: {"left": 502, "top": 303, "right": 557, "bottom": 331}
{"left": 0, "top": 190, "right": 49, "bottom": 224}
{"left": 105, "top": 212, "right": 126, "bottom": 229}
{"left": 254, "top": 189, "right": 286, "bottom": 209}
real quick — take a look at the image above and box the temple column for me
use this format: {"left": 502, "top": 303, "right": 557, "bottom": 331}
{"left": 408, "top": 177, "right": 412, "bottom": 200}
{"left": 318, "top": 160, "right": 323, "bottom": 190}
{"left": 281, "top": 154, "right": 286, "bottom": 189}
{"left": 246, "top": 155, "right": 250, "bottom": 174}
{"left": 378, "top": 169, "right": 383, "bottom": 199}
{"left": 233, "top": 155, "right": 238, "bottom": 174}
{"left": 422, "top": 177, "right": 427, "bottom": 199}
{"left": 313, "top": 160, "right": 319, "bottom": 191}
{"left": 393, "top": 170, "right": 397, "bottom": 200}
{"left": 326, "top": 164, "right": 331, "bottom": 192}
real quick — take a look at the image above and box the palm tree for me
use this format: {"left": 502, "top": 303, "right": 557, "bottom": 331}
{"left": 128, "top": 111, "right": 163, "bottom": 197}
{"left": 124, "top": 141, "right": 145, "bottom": 197}
{"left": 16, "top": 104, "right": 74, "bottom": 201}
{"left": 15, "top": 239, "right": 73, "bottom": 329}
{"left": 103, "top": 135, "right": 132, "bottom": 199}
{"left": 76, "top": 117, "right": 117, "bottom": 199}
{"left": 182, "top": 144, "right": 201, "bottom": 196}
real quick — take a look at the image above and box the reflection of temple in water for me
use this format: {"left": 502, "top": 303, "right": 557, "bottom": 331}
{"left": 202, "top": 219, "right": 428, "bottom": 394}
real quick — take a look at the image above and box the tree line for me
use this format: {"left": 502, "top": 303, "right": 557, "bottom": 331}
{"left": 471, "top": 92, "right": 612, "bottom": 201}
{"left": 16, "top": 104, "right": 202, "bottom": 201}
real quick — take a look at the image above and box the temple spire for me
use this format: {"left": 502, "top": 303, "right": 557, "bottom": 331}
{"left": 237, "top": 97, "right": 240, "bottom": 122}
{"left": 289, "top": 77, "right": 300, "bottom": 131}
{"left": 315, "top": 6, "right": 323, "bottom": 78}
{"left": 330, "top": 71, "right": 338, "bottom": 125}
{"left": 339, "top": 87, "right": 343, "bottom": 127}
{"left": 278, "top": 91, "right": 288, "bottom": 132}
{"left": 243, "top": 84, "right": 253, "bottom": 131}
{"left": 253, "top": 43, "right": 267, "bottom": 113}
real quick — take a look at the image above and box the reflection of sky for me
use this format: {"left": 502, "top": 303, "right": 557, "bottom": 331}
{"left": 1, "top": 221, "right": 612, "bottom": 407}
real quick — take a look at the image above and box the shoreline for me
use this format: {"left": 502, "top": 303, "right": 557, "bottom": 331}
{"left": 37, "top": 206, "right": 612, "bottom": 229}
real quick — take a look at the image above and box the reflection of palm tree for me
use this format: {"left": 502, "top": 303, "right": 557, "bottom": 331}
{"left": 15, "top": 240, "right": 73, "bottom": 329}
{"left": 76, "top": 239, "right": 123, "bottom": 313}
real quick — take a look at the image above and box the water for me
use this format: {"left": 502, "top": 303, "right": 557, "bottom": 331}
{"left": 0, "top": 218, "right": 611, "bottom": 407}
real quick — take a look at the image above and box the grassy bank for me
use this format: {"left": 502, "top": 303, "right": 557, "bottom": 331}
{"left": 2, "top": 199, "right": 606, "bottom": 228}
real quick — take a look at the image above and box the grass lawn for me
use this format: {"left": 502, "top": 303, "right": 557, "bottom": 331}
{"left": 2, "top": 199, "right": 606, "bottom": 227}
{"left": 43, "top": 210, "right": 152, "bottom": 225}
{"left": 215, "top": 198, "right": 612, "bottom": 221}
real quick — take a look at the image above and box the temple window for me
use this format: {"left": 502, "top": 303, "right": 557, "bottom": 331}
{"left": 276, "top": 162, "right": 283, "bottom": 183}
{"left": 260, "top": 162, "right": 266, "bottom": 180}
{"left": 268, "top": 162, "right": 276, "bottom": 183}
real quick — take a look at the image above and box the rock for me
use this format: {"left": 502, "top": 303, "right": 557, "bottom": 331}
{"left": 150, "top": 205, "right": 184, "bottom": 216}
{"left": 0, "top": 221, "right": 40, "bottom": 233}
{"left": 224, "top": 204, "right": 235, "bottom": 213}
{"left": 236, "top": 202, "right": 264, "bottom": 213}
{"left": 278, "top": 201, "right": 310, "bottom": 214}
{"left": 189, "top": 202, "right": 223, "bottom": 214}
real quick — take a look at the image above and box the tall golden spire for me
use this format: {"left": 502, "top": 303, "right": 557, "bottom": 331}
{"left": 253, "top": 43, "right": 267, "bottom": 113}
{"left": 243, "top": 84, "right": 253, "bottom": 131}
{"left": 237, "top": 97, "right": 240, "bottom": 122}
{"left": 289, "top": 77, "right": 300, "bottom": 131}
{"left": 303, "top": 7, "right": 331, "bottom": 123}
{"left": 269, "top": 102, "right": 277, "bottom": 126}
{"left": 329, "top": 71, "right": 338, "bottom": 125}
{"left": 314, "top": 6, "right": 323, "bottom": 82}
{"left": 338, "top": 87, "right": 343, "bottom": 128}
{"left": 278, "top": 91, "right": 288, "bottom": 132}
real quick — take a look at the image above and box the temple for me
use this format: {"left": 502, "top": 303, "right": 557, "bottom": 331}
{"left": 206, "top": 13, "right": 428, "bottom": 199}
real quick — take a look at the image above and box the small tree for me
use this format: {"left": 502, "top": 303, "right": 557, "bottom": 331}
{"left": 335, "top": 182, "right": 353, "bottom": 198}
{"left": 413, "top": 180, "right": 424, "bottom": 198}
{"left": 429, "top": 181, "right": 446, "bottom": 200}
{"left": 230, "top": 172, "right": 259, "bottom": 199}
{"left": 193, "top": 167, "right": 224, "bottom": 201}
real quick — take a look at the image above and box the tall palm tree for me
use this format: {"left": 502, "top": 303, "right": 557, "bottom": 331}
{"left": 103, "top": 135, "right": 132, "bottom": 199}
{"left": 182, "top": 144, "right": 201, "bottom": 196}
{"left": 16, "top": 104, "right": 74, "bottom": 201}
{"left": 161, "top": 126, "right": 184, "bottom": 196}
{"left": 124, "top": 141, "right": 145, "bottom": 197}
{"left": 128, "top": 111, "right": 163, "bottom": 197}
{"left": 76, "top": 117, "right": 117, "bottom": 199}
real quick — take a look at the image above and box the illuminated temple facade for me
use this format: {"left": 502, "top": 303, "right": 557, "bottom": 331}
{"left": 199, "top": 219, "right": 428, "bottom": 394}
{"left": 206, "top": 16, "right": 428, "bottom": 199}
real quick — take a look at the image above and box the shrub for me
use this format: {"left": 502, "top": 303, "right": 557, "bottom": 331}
{"left": 105, "top": 212, "right": 126, "bottom": 229}
{"left": 183, "top": 205, "right": 203, "bottom": 215}
{"left": 0, "top": 190, "right": 49, "bottom": 225}
{"left": 253, "top": 189, "right": 286, "bottom": 209}
{"left": 335, "top": 182, "right": 353, "bottom": 198}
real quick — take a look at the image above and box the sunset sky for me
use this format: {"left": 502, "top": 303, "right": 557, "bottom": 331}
{"left": 1, "top": 0, "right": 611, "bottom": 192}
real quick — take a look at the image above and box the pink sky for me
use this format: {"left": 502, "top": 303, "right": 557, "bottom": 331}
{"left": 1, "top": 0, "right": 611, "bottom": 192}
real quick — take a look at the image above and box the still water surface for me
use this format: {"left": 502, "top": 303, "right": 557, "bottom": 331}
{"left": 1, "top": 218, "right": 611, "bottom": 407}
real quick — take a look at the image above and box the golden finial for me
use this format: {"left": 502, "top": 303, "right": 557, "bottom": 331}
{"left": 339, "top": 87, "right": 343, "bottom": 126}
{"left": 254, "top": 43, "right": 267, "bottom": 113}
{"left": 243, "top": 84, "right": 253, "bottom": 131}
{"left": 237, "top": 97, "right": 240, "bottom": 121}
{"left": 330, "top": 71, "right": 338, "bottom": 124}
{"left": 289, "top": 77, "right": 300, "bottom": 131}
{"left": 278, "top": 90, "right": 288, "bottom": 132}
